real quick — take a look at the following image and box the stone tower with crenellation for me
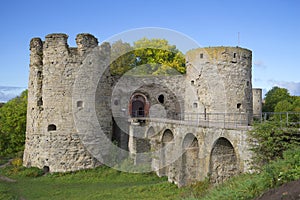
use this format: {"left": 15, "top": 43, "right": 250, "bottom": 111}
{"left": 23, "top": 33, "right": 262, "bottom": 182}
{"left": 23, "top": 33, "right": 112, "bottom": 172}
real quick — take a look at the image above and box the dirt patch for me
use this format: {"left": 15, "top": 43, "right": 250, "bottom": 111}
{"left": 0, "top": 158, "right": 13, "bottom": 168}
{"left": 0, "top": 159, "right": 17, "bottom": 183}
{"left": 255, "top": 179, "right": 300, "bottom": 200}
{"left": 0, "top": 175, "right": 16, "bottom": 183}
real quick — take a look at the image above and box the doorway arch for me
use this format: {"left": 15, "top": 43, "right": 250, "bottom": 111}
{"left": 160, "top": 129, "right": 174, "bottom": 176}
{"left": 210, "top": 137, "right": 238, "bottom": 184}
{"left": 129, "top": 93, "right": 149, "bottom": 117}
{"left": 180, "top": 133, "right": 199, "bottom": 186}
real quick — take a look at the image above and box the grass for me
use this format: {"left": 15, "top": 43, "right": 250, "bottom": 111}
{"left": 183, "top": 147, "right": 300, "bottom": 200}
{"left": 0, "top": 165, "right": 187, "bottom": 200}
{"left": 1, "top": 147, "right": 299, "bottom": 200}
{"left": 0, "top": 157, "right": 10, "bottom": 166}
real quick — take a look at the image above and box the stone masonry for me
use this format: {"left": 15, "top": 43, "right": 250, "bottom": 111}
{"left": 23, "top": 33, "right": 262, "bottom": 186}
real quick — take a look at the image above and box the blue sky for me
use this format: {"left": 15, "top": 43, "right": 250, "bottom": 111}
{"left": 0, "top": 0, "right": 299, "bottom": 96}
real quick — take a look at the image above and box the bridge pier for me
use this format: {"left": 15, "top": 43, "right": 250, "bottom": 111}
{"left": 128, "top": 122, "right": 151, "bottom": 166}
{"left": 128, "top": 119, "right": 253, "bottom": 187}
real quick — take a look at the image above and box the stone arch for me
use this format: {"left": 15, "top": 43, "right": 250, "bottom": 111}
{"left": 160, "top": 129, "right": 174, "bottom": 176}
{"left": 209, "top": 137, "right": 238, "bottom": 184}
{"left": 134, "top": 83, "right": 182, "bottom": 120}
{"left": 129, "top": 93, "right": 150, "bottom": 117}
{"left": 180, "top": 133, "right": 199, "bottom": 186}
{"left": 146, "top": 126, "right": 155, "bottom": 138}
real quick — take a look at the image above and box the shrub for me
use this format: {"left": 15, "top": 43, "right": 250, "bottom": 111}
{"left": 262, "top": 147, "right": 300, "bottom": 187}
{"left": 11, "top": 158, "right": 22, "bottom": 167}
{"left": 248, "top": 121, "right": 300, "bottom": 168}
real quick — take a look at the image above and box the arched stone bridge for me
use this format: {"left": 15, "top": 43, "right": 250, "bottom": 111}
{"left": 128, "top": 115, "right": 252, "bottom": 187}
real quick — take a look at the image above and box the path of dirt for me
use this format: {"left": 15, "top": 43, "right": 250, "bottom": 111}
{"left": 0, "top": 175, "right": 16, "bottom": 183}
{"left": 255, "top": 179, "right": 300, "bottom": 200}
{"left": 0, "top": 159, "right": 16, "bottom": 183}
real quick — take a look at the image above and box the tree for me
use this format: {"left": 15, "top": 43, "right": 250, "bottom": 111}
{"left": 133, "top": 38, "right": 186, "bottom": 75}
{"left": 274, "top": 100, "right": 293, "bottom": 112}
{"left": 109, "top": 38, "right": 186, "bottom": 76}
{"left": 263, "top": 86, "right": 292, "bottom": 112}
{"left": 110, "top": 40, "right": 136, "bottom": 75}
{"left": 292, "top": 96, "right": 300, "bottom": 112}
{"left": 0, "top": 90, "right": 27, "bottom": 156}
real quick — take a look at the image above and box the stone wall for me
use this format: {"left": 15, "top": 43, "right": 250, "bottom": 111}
{"left": 185, "top": 47, "right": 253, "bottom": 125}
{"left": 24, "top": 33, "right": 257, "bottom": 186}
{"left": 111, "top": 75, "right": 185, "bottom": 120}
{"left": 252, "top": 88, "right": 262, "bottom": 119}
{"left": 135, "top": 122, "right": 252, "bottom": 187}
{"left": 23, "top": 33, "right": 109, "bottom": 172}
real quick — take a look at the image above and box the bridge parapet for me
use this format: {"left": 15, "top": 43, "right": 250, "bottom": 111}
{"left": 129, "top": 112, "right": 252, "bottom": 130}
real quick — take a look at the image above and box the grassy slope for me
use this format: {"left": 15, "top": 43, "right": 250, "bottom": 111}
{"left": 0, "top": 166, "right": 187, "bottom": 200}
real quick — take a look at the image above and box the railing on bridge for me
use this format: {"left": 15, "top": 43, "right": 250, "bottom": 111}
{"left": 182, "top": 112, "right": 251, "bottom": 129}
{"left": 127, "top": 111, "right": 300, "bottom": 129}
{"left": 254, "top": 112, "right": 300, "bottom": 127}
{"left": 129, "top": 111, "right": 251, "bottom": 130}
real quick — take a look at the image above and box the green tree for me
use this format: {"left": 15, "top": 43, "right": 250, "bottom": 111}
{"left": 274, "top": 100, "right": 294, "bottom": 124}
{"left": 133, "top": 38, "right": 186, "bottom": 75}
{"left": 109, "top": 38, "right": 186, "bottom": 76}
{"left": 110, "top": 40, "right": 136, "bottom": 75}
{"left": 263, "top": 86, "right": 292, "bottom": 112}
{"left": 274, "top": 100, "right": 293, "bottom": 112}
{"left": 292, "top": 96, "right": 300, "bottom": 112}
{"left": 0, "top": 90, "right": 27, "bottom": 156}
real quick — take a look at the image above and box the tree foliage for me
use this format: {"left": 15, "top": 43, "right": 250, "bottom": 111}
{"left": 0, "top": 90, "right": 27, "bottom": 156}
{"left": 274, "top": 100, "right": 293, "bottom": 112}
{"left": 109, "top": 38, "right": 186, "bottom": 75}
{"left": 249, "top": 121, "right": 300, "bottom": 168}
{"left": 263, "top": 86, "right": 292, "bottom": 112}
{"left": 110, "top": 40, "right": 135, "bottom": 75}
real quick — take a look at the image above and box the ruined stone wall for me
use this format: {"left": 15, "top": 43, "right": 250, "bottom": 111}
{"left": 252, "top": 88, "right": 262, "bottom": 119}
{"left": 111, "top": 75, "right": 185, "bottom": 120}
{"left": 185, "top": 47, "right": 253, "bottom": 124}
{"left": 111, "top": 75, "right": 185, "bottom": 158}
{"left": 23, "top": 33, "right": 111, "bottom": 172}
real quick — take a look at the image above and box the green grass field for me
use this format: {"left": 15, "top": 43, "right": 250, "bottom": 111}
{"left": 0, "top": 166, "right": 189, "bottom": 200}
{"left": 1, "top": 147, "right": 299, "bottom": 200}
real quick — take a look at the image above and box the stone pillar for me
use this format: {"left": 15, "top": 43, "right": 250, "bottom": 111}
{"left": 23, "top": 37, "right": 44, "bottom": 168}
{"left": 252, "top": 88, "right": 262, "bottom": 120}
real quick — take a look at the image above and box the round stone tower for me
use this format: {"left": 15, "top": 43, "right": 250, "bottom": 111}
{"left": 185, "top": 47, "right": 253, "bottom": 124}
{"left": 23, "top": 33, "right": 110, "bottom": 172}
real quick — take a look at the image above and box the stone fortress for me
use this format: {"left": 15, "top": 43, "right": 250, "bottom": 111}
{"left": 23, "top": 33, "right": 262, "bottom": 187}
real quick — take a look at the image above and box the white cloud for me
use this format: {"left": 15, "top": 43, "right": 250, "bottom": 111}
{"left": 268, "top": 80, "right": 300, "bottom": 96}
{"left": 0, "top": 86, "right": 26, "bottom": 102}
